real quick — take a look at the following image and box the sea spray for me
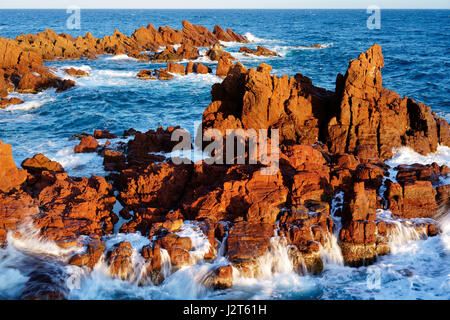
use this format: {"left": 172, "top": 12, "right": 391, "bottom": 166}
{"left": 320, "top": 192, "right": 345, "bottom": 267}
{"left": 256, "top": 236, "right": 295, "bottom": 277}
{"left": 160, "top": 248, "right": 172, "bottom": 279}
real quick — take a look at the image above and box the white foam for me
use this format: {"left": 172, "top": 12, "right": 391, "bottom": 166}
{"left": 105, "top": 54, "right": 138, "bottom": 61}
{"left": 96, "top": 70, "right": 135, "bottom": 78}
{"left": 387, "top": 145, "right": 450, "bottom": 167}
{"left": 176, "top": 221, "right": 212, "bottom": 265}
{"left": 61, "top": 65, "right": 92, "bottom": 73}
{"left": 3, "top": 90, "right": 56, "bottom": 111}
{"left": 52, "top": 146, "right": 105, "bottom": 178}
{"left": 6, "top": 224, "right": 84, "bottom": 259}
{"left": 244, "top": 32, "right": 277, "bottom": 43}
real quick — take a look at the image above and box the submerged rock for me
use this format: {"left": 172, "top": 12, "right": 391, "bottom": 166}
{"left": 74, "top": 135, "right": 99, "bottom": 153}
{"left": 238, "top": 45, "right": 278, "bottom": 56}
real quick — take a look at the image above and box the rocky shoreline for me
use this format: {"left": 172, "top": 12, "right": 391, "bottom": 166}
{"left": 0, "top": 22, "right": 449, "bottom": 299}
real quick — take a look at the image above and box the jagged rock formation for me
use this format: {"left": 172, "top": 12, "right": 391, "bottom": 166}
{"left": 0, "top": 20, "right": 247, "bottom": 100}
{"left": 202, "top": 44, "right": 450, "bottom": 160}
{"left": 0, "top": 43, "right": 448, "bottom": 294}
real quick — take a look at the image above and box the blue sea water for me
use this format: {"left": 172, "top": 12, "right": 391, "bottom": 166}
{"left": 0, "top": 9, "right": 449, "bottom": 300}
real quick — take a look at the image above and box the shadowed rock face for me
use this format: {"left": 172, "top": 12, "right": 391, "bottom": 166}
{"left": 202, "top": 44, "right": 450, "bottom": 160}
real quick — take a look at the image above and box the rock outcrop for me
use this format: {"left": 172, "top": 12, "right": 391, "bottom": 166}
{"left": 0, "top": 21, "right": 247, "bottom": 99}
{"left": 202, "top": 45, "right": 450, "bottom": 159}
{"left": 0, "top": 139, "right": 28, "bottom": 193}
{"left": 327, "top": 44, "right": 448, "bottom": 159}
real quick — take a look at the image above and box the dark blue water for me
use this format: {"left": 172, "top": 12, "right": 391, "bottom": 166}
{"left": 0, "top": 10, "right": 449, "bottom": 300}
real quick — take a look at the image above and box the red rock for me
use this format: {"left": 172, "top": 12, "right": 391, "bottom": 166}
{"left": 385, "top": 181, "right": 404, "bottom": 216}
{"left": 216, "top": 56, "right": 234, "bottom": 78}
{"left": 166, "top": 62, "right": 185, "bottom": 75}
{"left": 125, "top": 126, "right": 187, "bottom": 167}
{"left": 158, "top": 68, "right": 175, "bottom": 80}
{"left": 182, "top": 164, "right": 287, "bottom": 224}
{"left": 107, "top": 241, "right": 133, "bottom": 280}
{"left": 342, "top": 182, "right": 377, "bottom": 221}
{"left": 119, "top": 162, "right": 191, "bottom": 211}
{"left": 395, "top": 163, "right": 441, "bottom": 185}
{"left": 176, "top": 43, "right": 199, "bottom": 60}
{"left": 94, "top": 129, "right": 117, "bottom": 139}
{"left": 68, "top": 239, "right": 105, "bottom": 269}
{"left": 327, "top": 44, "right": 448, "bottom": 159}
{"left": 136, "top": 69, "right": 156, "bottom": 80}
{"left": 152, "top": 46, "right": 181, "bottom": 62}
{"left": 63, "top": 67, "right": 89, "bottom": 77}
{"left": 141, "top": 243, "right": 164, "bottom": 284}
{"left": 202, "top": 44, "right": 449, "bottom": 159}
{"left": 436, "top": 185, "right": 450, "bottom": 208}
{"left": 202, "top": 62, "right": 333, "bottom": 144}
{"left": 166, "top": 247, "right": 192, "bottom": 269}
{"left": 335, "top": 153, "right": 360, "bottom": 171}
{"left": 401, "top": 180, "right": 437, "bottom": 218}
{"left": 185, "top": 62, "right": 194, "bottom": 74}
{"left": 225, "top": 221, "right": 274, "bottom": 262}
{"left": 157, "top": 233, "right": 192, "bottom": 251}
{"left": 238, "top": 45, "right": 277, "bottom": 56}
{"left": 386, "top": 179, "right": 438, "bottom": 218}
{"left": 31, "top": 172, "right": 117, "bottom": 243}
{"left": 74, "top": 135, "right": 98, "bottom": 153}
{"left": 21, "top": 153, "right": 64, "bottom": 174}
{"left": 213, "top": 25, "right": 234, "bottom": 42}
{"left": 354, "top": 163, "right": 386, "bottom": 189}
{"left": 0, "top": 97, "right": 23, "bottom": 109}
{"left": 281, "top": 144, "right": 327, "bottom": 172}
{"left": 290, "top": 171, "right": 331, "bottom": 205}
{"left": 206, "top": 44, "right": 235, "bottom": 61}
{"left": 0, "top": 191, "right": 38, "bottom": 246}
{"left": 0, "top": 138, "right": 28, "bottom": 193}
{"left": 206, "top": 265, "right": 233, "bottom": 289}
{"left": 193, "top": 63, "right": 212, "bottom": 74}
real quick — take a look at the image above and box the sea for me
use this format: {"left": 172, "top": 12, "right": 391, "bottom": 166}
{"left": 0, "top": 9, "right": 449, "bottom": 300}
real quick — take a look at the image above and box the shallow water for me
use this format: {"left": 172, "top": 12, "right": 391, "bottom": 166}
{"left": 0, "top": 9, "right": 449, "bottom": 300}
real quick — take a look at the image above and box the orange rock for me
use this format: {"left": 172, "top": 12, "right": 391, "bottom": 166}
{"left": 74, "top": 135, "right": 98, "bottom": 153}
{"left": 0, "top": 97, "right": 23, "bottom": 109}
{"left": 401, "top": 180, "right": 437, "bottom": 218}
{"left": 63, "top": 67, "right": 89, "bottom": 77}
{"left": 216, "top": 55, "right": 233, "bottom": 78}
{"left": 193, "top": 63, "right": 211, "bottom": 74}
{"left": 0, "top": 139, "right": 28, "bottom": 193}
{"left": 225, "top": 221, "right": 274, "bottom": 262}
{"left": 107, "top": 241, "right": 133, "bottom": 280}
{"left": 21, "top": 154, "right": 64, "bottom": 174}
{"left": 158, "top": 68, "right": 175, "bottom": 80}
{"left": 136, "top": 69, "right": 156, "bottom": 80}
{"left": 327, "top": 44, "right": 447, "bottom": 159}
{"left": 94, "top": 129, "right": 117, "bottom": 139}
{"left": 166, "top": 62, "right": 185, "bottom": 75}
